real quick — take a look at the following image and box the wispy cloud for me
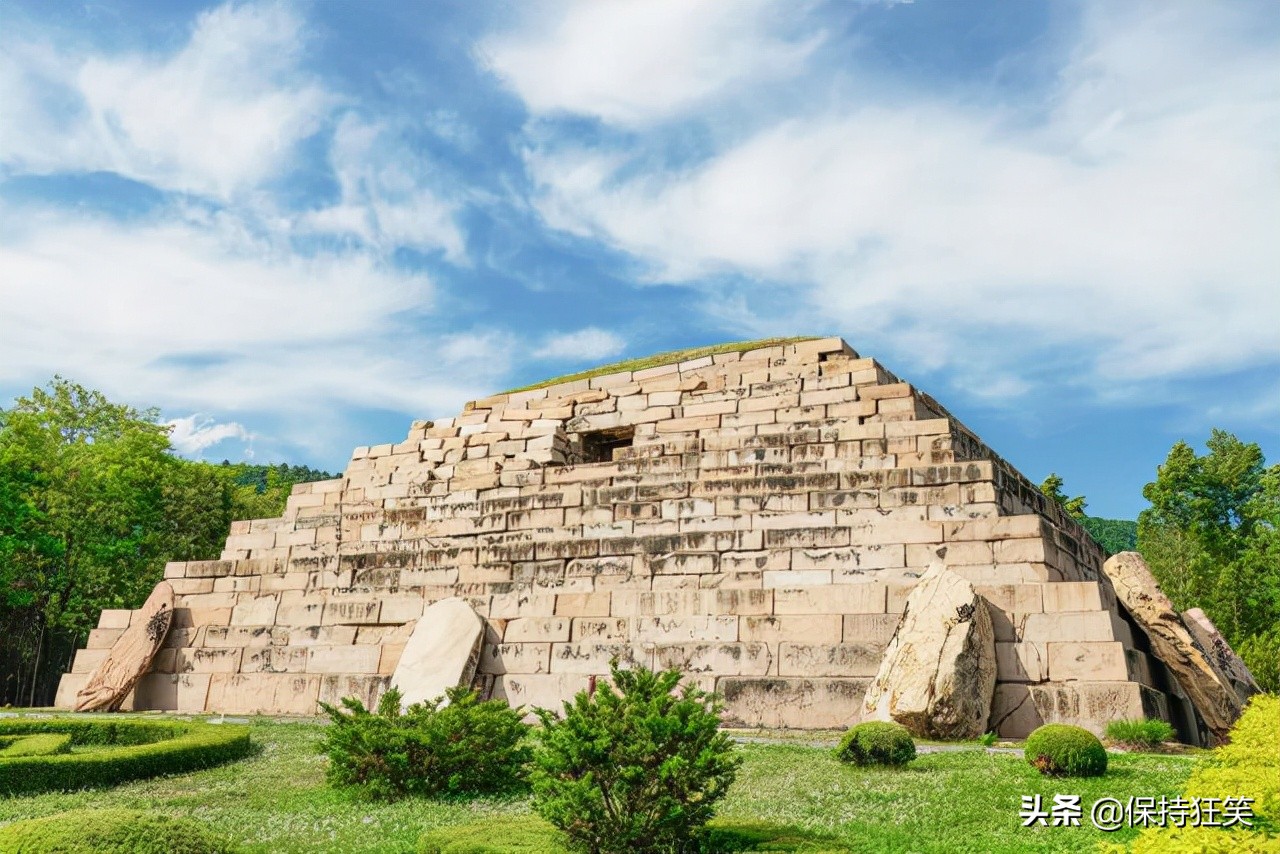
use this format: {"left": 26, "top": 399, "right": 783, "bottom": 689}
{"left": 534, "top": 328, "right": 627, "bottom": 363}
{"left": 1, "top": 3, "right": 329, "bottom": 199}
{"left": 480, "top": 0, "right": 819, "bottom": 126}
{"left": 508, "top": 1, "right": 1280, "bottom": 398}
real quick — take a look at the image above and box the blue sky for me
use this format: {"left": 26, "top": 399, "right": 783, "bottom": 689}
{"left": 1, "top": 1, "right": 1277, "bottom": 520}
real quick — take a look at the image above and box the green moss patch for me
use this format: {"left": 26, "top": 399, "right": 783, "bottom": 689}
{"left": 0, "top": 718, "right": 251, "bottom": 795}
{"left": 500, "top": 337, "right": 820, "bottom": 394}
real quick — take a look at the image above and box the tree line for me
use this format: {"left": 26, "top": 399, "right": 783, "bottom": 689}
{"left": 0, "top": 378, "right": 333, "bottom": 706}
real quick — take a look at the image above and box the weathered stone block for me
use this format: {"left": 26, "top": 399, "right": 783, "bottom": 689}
{"left": 655, "top": 642, "right": 771, "bottom": 676}
{"left": 741, "top": 615, "right": 842, "bottom": 644}
{"left": 778, "top": 643, "right": 883, "bottom": 677}
{"left": 504, "top": 617, "right": 571, "bottom": 643}
{"left": 773, "top": 584, "right": 886, "bottom": 614}
{"left": 719, "top": 677, "right": 870, "bottom": 728}
{"left": 478, "top": 642, "right": 552, "bottom": 675}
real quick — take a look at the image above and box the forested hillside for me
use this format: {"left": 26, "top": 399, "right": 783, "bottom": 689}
{"left": 0, "top": 379, "right": 335, "bottom": 706}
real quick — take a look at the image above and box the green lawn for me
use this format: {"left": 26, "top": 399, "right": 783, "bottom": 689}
{"left": 0, "top": 717, "right": 1195, "bottom": 853}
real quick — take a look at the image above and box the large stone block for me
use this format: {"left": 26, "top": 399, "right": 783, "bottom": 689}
{"left": 719, "top": 677, "right": 870, "bottom": 729}
{"left": 655, "top": 642, "right": 772, "bottom": 676}
{"left": 778, "top": 643, "right": 883, "bottom": 677}
{"left": 989, "top": 681, "right": 1170, "bottom": 740}
{"left": 391, "top": 597, "right": 485, "bottom": 709}
{"left": 130, "top": 674, "right": 211, "bottom": 712}
{"left": 862, "top": 563, "right": 997, "bottom": 739}
{"left": 206, "top": 673, "right": 322, "bottom": 716}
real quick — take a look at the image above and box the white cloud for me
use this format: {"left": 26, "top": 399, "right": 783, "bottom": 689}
{"left": 0, "top": 3, "right": 329, "bottom": 200}
{"left": 520, "top": 2, "right": 1280, "bottom": 391}
{"left": 0, "top": 203, "right": 498, "bottom": 424}
{"left": 480, "top": 0, "right": 818, "bottom": 126}
{"left": 534, "top": 328, "right": 627, "bottom": 362}
{"left": 299, "top": 114, "right": 466, "bottom": 262}
{"left": 166, "top": 415, "right": 252, "bottom": 454}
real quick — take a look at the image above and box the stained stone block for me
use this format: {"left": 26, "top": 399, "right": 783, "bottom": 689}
{"left": 495, "top": 674, "right": 592, "bottom": 714}
{"left": 504, "top": 617, "right": 571, "bottom": 643}
{"left": 633, "top": 615, "right": 739, "bottom": 643}
{"left": 741, "top": 615, "right": 842, "bottom": 645}
{"left": 718, "top": 677, "right": 870, "bottom": 729}
{"left": 478, "top": 642, "right": 553, "bottom": 675}
{"left": 1047, "top": 641, "right": 1130, "bottom": 682}
{"left": 778, "top": 643, "right": 883, "bottom": 677}
{"left": 655, "top": 642, "right": 772, "bottom": 676}
{"left": 206, "top": 674, "right": 322, "bottom": 716}
{"left": 319, "top": 675, "right": 390, "bottom": 710}
{"left": 995, "top": 642, "right": 1046, "bottom": 683}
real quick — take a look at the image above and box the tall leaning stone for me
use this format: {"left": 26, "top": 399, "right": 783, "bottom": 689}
{"left": 1181, "top": 607, "right": 1260, "bottom": 706}
{"left": 863, "top": 561, "right": 997, "bottom": 739}
{"left": 391, "top": 597, "right": 484, "bottom": 710}
{"left": 1102, "top": 553, "right": 1241, "bottom": 741}
{"left": 76, "top": 581, "right": 174, "bottom": 712}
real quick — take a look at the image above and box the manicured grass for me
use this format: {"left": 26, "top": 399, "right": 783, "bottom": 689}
{"left": 0, "top": 717, "right": 1195, "bottom": 853}
{"left": 500, "top": 337, "right": 819, "bottom": 394}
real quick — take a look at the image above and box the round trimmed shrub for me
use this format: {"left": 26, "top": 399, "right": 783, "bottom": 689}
{"left": 1025, "top": 724, "right": 1108, "bottom": 777}
{"left": 836, "top": 722, "right": 916, "bottom": 767}
{"left": 0, "top": 718, "right": 251, "bottom": 795}
{"left": 0, "top": 808, "right": 238, "bottom": 853}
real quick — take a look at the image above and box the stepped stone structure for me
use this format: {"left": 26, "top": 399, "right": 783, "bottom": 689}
{"left": 55, "top": 337, "right": 1241, "bottom": 744}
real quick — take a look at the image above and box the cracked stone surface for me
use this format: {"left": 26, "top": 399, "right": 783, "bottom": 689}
{"left": 76, "top": 581, "right": 174, "bottom": 712}
{"left": 863, "top": 560, "right": 996, "bottom": 739}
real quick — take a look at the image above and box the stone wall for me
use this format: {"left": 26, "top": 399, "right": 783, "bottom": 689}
{"left": 55, "top": 337, "right": 1204, "bottom": 741}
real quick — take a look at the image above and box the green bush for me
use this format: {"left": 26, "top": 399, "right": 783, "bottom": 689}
{"left": 1104, "top": 718, "right": 1176, "bottom": 749}
{"left": 977, "top": 732, "right": 998, "bottom": 747}
{"left": 0, "top": 808, "right": 239, "bottom": 853}
{"left": 418, "top": 816, "right": 571, "bottom": 853}
{"left": 530, "top": 661, "right": 741, "bottom": 854}
{"left": 0, "top": 734, "right": 72, "bottom": 757}
{"left": 1123, "top": 694, "right": 1279, "bottom": 852}
{"left": 1024, "top": 724, "right": 1108, "bottom": 777}
{"left": 836, "top": 722, "right": 916, "bottom": 767}
{"left": 319, "top": 685, "right": 531, "bottom": 801}
{"left": 0, "top": 718, "right": 251, "bottom": 795}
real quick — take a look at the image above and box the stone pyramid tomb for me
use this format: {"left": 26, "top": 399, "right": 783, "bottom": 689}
{"left": 56, "top": 337, "right": 1248, "bottom": 744}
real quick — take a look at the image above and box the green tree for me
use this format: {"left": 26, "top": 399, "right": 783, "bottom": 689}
{"left": 531, "top": 662, "right": 740, "bottom": 854}
{"left": 0, "top": 378, "right": 334, "bottom": 705}
{"left": 1039, "top": 473, "right": 1087, "bottom": 519}
{"left": 1139, "top": 430, "right": 1280, "bottom": 686}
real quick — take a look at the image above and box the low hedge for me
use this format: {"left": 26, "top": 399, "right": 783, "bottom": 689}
{"left": 0, "top": 718, "right": 251, "bottom": 795}
{"left": 0, "top": 734, "right": 72, "bottom": 758}
{"left": 0, "top": 808, "right": 239, "bottom": 853}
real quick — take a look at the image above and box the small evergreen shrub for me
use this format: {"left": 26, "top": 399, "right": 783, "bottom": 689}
{"left": 0, "top": 734, "right": 72, "bottom": 757}
{"left": 530, "top": 661, "right": 741, "bottom": 854}
{"left": 977, "top": 732, "right": 998, "bottom": 748}
{"left": 836, "top": 722, "right": 916, "bottom": 767}
{"left": 0, "top": 719, "right": 251, "bottom": 795}
{"left": 1105, "top": 718, "right": 1176, "bottom": 749}
{"left": 1024, "top": 724, "right": 1108, "bottom": 777}
{"left": 319, "top": 685, "right": 531, "bottom": 800}
{"left": 0, "top": 808, "right": 238, "bottom": 853}
{"left": 418, "top": 816, "right": 570, "bottom": 853}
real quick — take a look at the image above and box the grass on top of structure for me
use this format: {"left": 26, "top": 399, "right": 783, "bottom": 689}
{"left": 500, "top": 337, "right": 820, "bottom": 394}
